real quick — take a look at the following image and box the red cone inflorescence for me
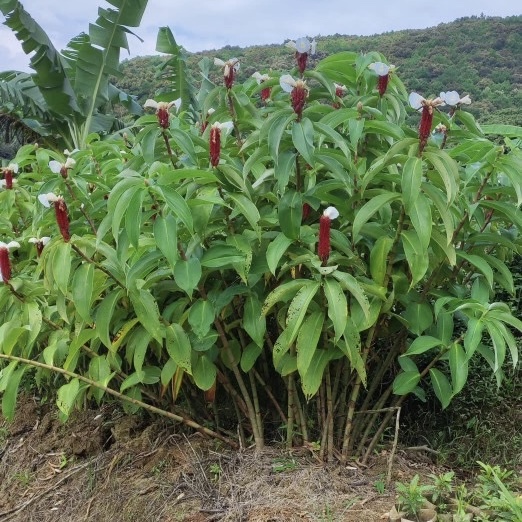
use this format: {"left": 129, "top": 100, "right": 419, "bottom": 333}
{"left": 317, "top": 207, "right": 339, "bottom": 265}
{"left": 210, "top": 125, "right": 222, "bottom": 167}
{"left": 0, "top": 246, "right": 11, "bottom": 283}
{"left": 4, "top": 169, "right": 13, "bottom": 189}
{"left": 291, "top": 83, "right": 307, "bottom": 120}
{"left": 377, "top": 74, "right": 389, "bottom": 96}
{"left": 53, "top": 198, "right": 71, "bottom": 242}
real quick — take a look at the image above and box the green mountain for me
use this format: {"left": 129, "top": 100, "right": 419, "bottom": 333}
{"left": 117, "top": 14, "right": 522, "bottom": 125}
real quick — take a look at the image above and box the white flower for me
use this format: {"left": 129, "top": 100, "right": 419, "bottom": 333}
{"left": 214, "top": 57, "right": 240, "bottom": 76}
{"left": 211, "top": 121, "right": 234, "bottom": 133}
{"left": 207, "top": 108, "right": 215, "bottom": 116}
{"left": 280, "top": 74, "right": 297, "bottom": 93}
{"left": 38, "top": 192, "right": 61, "bottom": 208}
{"left": 0, "top": 241, "right": 20, "bottom": 250}
{"left": 252, "top": 72, "right": 270, "bottom": 84}
{"left": 323, "top": 207, "right": 339, "bottom": 220}
{"left": 49, "top": 157, "right": 75, "bottom": 174}
{"left": 64, "top": 148, "right": 79, "bottom": 156}
{"left": 334, "top": 83, "right": 347, "bottom": 94}
{"left": 28, "top": 236, "right": 51, "bottom": 246}
{"left": 368, "top": 62, "right": 392, "bottom": 76}
{"left": 2, "top": 163, "right": 19, "bottom": 174}
{"left": 286, "top": 37, "right": 315, "bottom": 55}
{"left": 409, "top": 92, "right": 445, "bottom": 111}
{"left": 439, "top": 91, "right": 471, "bottom": 107}
{"left": 0, "top": 179, "right": 17, "bottom": 189}
{"left": 143, "top": 98, "right": 182, "bottom": 112}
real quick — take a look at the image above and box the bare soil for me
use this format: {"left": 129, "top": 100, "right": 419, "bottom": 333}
{"left": 0, "top": 396, "right": 445, "bottom": 522}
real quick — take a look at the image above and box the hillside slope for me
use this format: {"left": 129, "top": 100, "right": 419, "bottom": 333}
{"left": 118, "top": 15, "right": 522, "bottom": 124}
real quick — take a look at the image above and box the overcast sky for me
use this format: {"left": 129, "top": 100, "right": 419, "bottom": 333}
{"left": 1, "top": 0, "right": 520, "bottom": 72}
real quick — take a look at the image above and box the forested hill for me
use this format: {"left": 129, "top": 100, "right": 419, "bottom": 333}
{"left": 117, "top": 15, "right": 522, "bottom": 125}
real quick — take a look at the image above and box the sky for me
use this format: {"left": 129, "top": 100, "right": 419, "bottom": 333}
{"left": 0, "top": 0, "right": 520, "bottom": 72}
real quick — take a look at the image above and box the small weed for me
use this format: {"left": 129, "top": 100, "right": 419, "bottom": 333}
{"left": 395, "top": 474, "right": 433, "bottom": 519}
{"left": 13, "top": 470, "right": 33, "bottom": 486}
{"left": 209, "top": 462, "right": 222, "bottom": 482}
{"left": 374, "top": 477, "right": 386, "bottom": 494}
{"left": 271, "top": 457, "right": 298, "bottom": 473}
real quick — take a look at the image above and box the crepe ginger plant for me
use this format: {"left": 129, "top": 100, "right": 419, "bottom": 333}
{"left": 0, "top": 23, "right": 521, "bottom": 462}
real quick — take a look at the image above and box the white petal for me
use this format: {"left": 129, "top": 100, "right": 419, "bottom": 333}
{"left": 49, "top": 160, "right": 62, "bottom": 174}
{"left": 38, "top": 193, "right": 51, "bottom": 207}
{"left": 7, "top": 241, "right": 20, "bottom": 249}
{"left": 207, "top": 108, "right": 215, "bottom": 115}
{"left": 0, "top": 241, "right": 6, "bottom": 248}
{"left": 280, "top": 74, "right": 297, "bottom": 93}
{"left": 144, "top": 99, "right": 158, "bottom": 109}
{"left": 295, "top": 37, "right": 311, "bottom": 54}
{"left": 369, "top": 62, "right": 389, "bottom": 76}
{"left": 285, "top": 41, "right": 297, "bottom": 50}
{"left": 219, "top": 121, "right": 234, "bottom": 132}
{"left": 0, "top": 180, "right": 5, "bottom": 188}
{"left": 230, "top": 58, "right": 240, "bottom": 72}
{"left": 41, "top": 236, "right": 51, "bottom": 245}
{"left": 214, "top": 58, "right": 225, "bottom": 66}
{"left": 408, "top": 92, "right": 424, "bottom": 110}
{"left": 7, "top": 163, "right": 18, "bottom": 173}
{"left": 459, "top": 95, "right": 471, "bottom": 105}
{"left": 64, "top": 157, "right": 76, "bottom": 169}
{"left": 169, "top": 98, "right": 182, "bottom": 112}
{"left": 441, "top": 90, "right": 460, "bottom": 106}
{"left": 323, "top": 207, "right": 339, "bottom": 220}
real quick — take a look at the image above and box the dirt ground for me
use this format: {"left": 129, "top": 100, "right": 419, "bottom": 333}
{"left": 0, "top": 396, "right": 445, "bottom": 522}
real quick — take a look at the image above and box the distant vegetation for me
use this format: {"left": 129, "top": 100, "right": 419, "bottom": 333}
{"left": 117, "top": 15, "right": 522, "bottom": 125}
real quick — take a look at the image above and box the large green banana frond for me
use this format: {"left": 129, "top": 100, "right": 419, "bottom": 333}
{"left": 0, "top": 1, "right": 80, "bottom": 118}
{"left": 77, "top": 0, "right": 148, "bottom": 144}
{"left": 155, "top": 26, "right": 197, "bottom": 115}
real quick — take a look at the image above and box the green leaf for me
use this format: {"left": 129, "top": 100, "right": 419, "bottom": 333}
{"left": 201, "top": 245, "right": 244, "bottom": 268}
{"left": 278, "top": 189, "right": 302, "bottom": 240}
{"left": 72, "top": 263, "right": 94, "bottom": 322}
{"left": 401, "top": 229, "right": 429, "bottom": 287}
{"left": 166, "top": 324, "right": 192, "bottom": 373}
{"left": 352, "top": 192, "right": 401, "bottom": 239}
{"left": 153, "top": 213, "right": 178, "bottom": 271}
{"left": 370, "top": 236, "right": 394, "bottom": 285}
{"left": 188, "top": 299, "right": 215, "bottom": 339}
{"left": 464, "top": 318, "right": 485, "bottom": 355}
{"left": 88, "top": 355, "right": 113, "bottom": 403}
{"left": 95, "top": 289, "right": 123, "bottom": 348}
{"left": 228, "top": 193, "right": 261, "bottom": 237}
{"left": 240, "top": 342, "right": 262, "bottom": 373}
{"left": 129, "top": 288, "right": 164, "bottom": 344}
{"left": 409, "top": 193, "right": 432, "bottom": 251}
{"left": 403, "top": 336, "right": 443, "bottom": 357}
{"left": 160, "top": 358, "right": 178, "bottom": 387}
{"left": 401, "top": 157, "right": 423, "bottom": 212}
{"left": 292, "top": 118, "right": 315, "bottom": 166}
{"left": 429, "top": 368, "right": 452, "bottom": 409}
{"left": 2, "top": 365, "right": 25, "bottom": 421}
{"left": 402, "top": 302, "right": 433, "bottom": 336}
{"left": 296, "top": 311, "right": 324, "bottom": 377}
{"left": 339, "top": 320, "right": 365, "bottom": 386}
{"left": 243, "top": 295, "right": 266, "bottom": 347}
{"left": 192, "top": 354, "right": 217, "bottom": 391}
{"left": 266, "top": 233, "right": 293, "bottom": 276}
{"left": 273, "top": 281, "right": 320, "bottom": 369}
{"left": 130, "top": 327, "right": 152, "bottom": 374}
{"left": 124, "top": 188, "right": 144, "bottom": 248}
{"left": 332, "top": 271, "right": 370, "bottom": 321}
{"left": 301, "top": 350, "right": 333, "bottom": 399}
{"left": 457, "top": 252, "right": 494, "bottom": 289}
{"left": 56, "top": 378, "right": 82, "bottom": 420}
{"left": 52, "top": 241, "right": 72, "bottom": 295}
{"left": 265, "top": 109, "right": 295, "bottom": 162}
{"left": 449, "top": 343, "right": 468, "bottom": 395}
{"left": 393, "top": 371, "right": 420, "bottom": 395}
{"left": 174, "top": 258, "right": 201, "bottom": 297}
{"left": 152, "top": 185, "right": 193, "bottom": 234}
{"left": 262, "top": 279, "right": 308, "bottom": 315}
{"left": 424, "top": 151, "right": 458, "bottom": 205}
{"left": 323, "top": 278, "right": 347, "bottom": 343}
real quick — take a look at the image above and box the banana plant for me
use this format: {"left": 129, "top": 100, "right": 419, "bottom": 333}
{"left": 0, "top": 0, "right": 148, "bottom": 149}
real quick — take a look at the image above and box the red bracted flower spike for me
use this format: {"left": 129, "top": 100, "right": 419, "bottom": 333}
{"left": 210, "top": 126, "right": 221, "bottom": 167}
{"left": 378, "top": 74, "right": 389, "bottom": 96}
{"left": 318, "top": 215, "right": 331, "bottom": 264}
{"left": 54, "top": 199, "right": 71, "bottom": 242}
{"left": 0, "top": 247, "right": 12, "bottom": 283}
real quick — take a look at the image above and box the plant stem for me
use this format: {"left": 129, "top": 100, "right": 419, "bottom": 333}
{"left": 0, "top": 353, "right": 237, "bottom": 448}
